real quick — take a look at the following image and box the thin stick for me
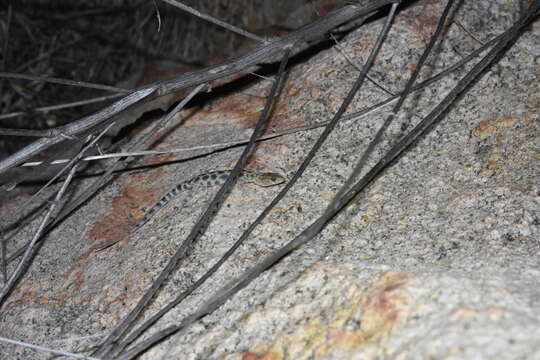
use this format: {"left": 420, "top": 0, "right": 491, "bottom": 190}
{"left": 454, "top": 20, "right": 485, "bottom": 45}
{"left": 116, "top": 4, "right": 399, "bottom": 355}
{"left": 0, "top": 86, "right": 155, "bottom": 173}
{"left": 4, "top": 123, "right": 116, "bottom": 238}
{"left": 0, "top": 164, "right": 78, "bottom": 306}
{"left": 338, "top": 0, "right": 456, "bottom": 199}
{"left": 0, "top": 93, "right": 123, "bottom": 123}
{"left": 340, "top": 30, "right": 502, "bottom": 121}
{"left": 0, "top": 4, "right": 11, "bottom": 83}
{"left": 5, "top": 84, "right": 209, "bottom": 265}
{"left": 96, "top": 44, "right": 293, "bottom": 359}
{"left": 0, "top": 335, "right": 99, "bottom": 360}
{"left": 8, "top": 32, "right": 504, "bottom": 169}
{"left": 116, "top": 4, "right": 539, "bottom": 358}
{"left": 160, "top": 0, "right": 265, "bottom": 43}
{"left": 0, "top": 0, "right": 9, "bottom": 284}
{"left": 0, "top": 1, "right": 396, "bottom": 174}
{"left": 0, "top": 72, "right": 131, "bottom": 93}
{"left": 1, "top": 125, "right": 113, "bottom": 283}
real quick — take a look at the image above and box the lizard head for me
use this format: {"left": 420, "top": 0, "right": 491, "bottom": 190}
{"left": 249, "top": 172, "right": 286, "bottom": 187}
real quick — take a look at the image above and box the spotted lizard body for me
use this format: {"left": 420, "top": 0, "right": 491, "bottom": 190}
{"left": 95, "top": 169, "right": 285, "bottom": 251}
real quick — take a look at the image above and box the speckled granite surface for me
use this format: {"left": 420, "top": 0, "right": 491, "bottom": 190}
{"left": 1, "top": 0, "right": 539, "bottom": 359}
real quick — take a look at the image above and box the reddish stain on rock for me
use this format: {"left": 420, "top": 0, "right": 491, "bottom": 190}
{"left": 472, "top": 115, "right": 518, "bottom": 139}
{"left": 242, "top": 351, "right": 280, "bottom": 360}
{"left": 184, "top": 93, "right": 266, "bottom": 129}
{"left": 359, "top": 271, "right": 411, "bottom": 337}
{"left": 242, "top": 352, "right": 263, "bottom": 360}
{"left": 87, "top": 149, "right": 177, "bottom": 249}
{"left": 398, "top": 1, "right": 441, "bottom": 41}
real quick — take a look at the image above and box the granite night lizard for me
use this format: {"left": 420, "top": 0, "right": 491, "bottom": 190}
{"left": 94, "top": 169, "right": 285, "bottom": 251}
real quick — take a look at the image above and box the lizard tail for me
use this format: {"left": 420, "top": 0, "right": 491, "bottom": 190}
{"left": 94, "top": 211, "right": 156, "bottom": 252}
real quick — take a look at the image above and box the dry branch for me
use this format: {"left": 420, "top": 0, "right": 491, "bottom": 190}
{"left": 0, "top": 0, "right": 395, "bottom": 174}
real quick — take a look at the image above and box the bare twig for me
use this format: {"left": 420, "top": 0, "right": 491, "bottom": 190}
{"left": 0, "top": 234, "right": 4, "bottom": 283}
{"left": 152, "top": 0, "right": 162, "bottom": 32}
{"left": 5, "top": 122, "right": 116, "bottom": 237}
{"left": 0, "top": 86, "right": 155, "bottom": 173}
{"left": 0, "top": 93, "right": 123, "bottom": 123}
{"left": 0, "top": 4, "right": 11, "bottom": 82}
{"left": 0, "top": 72, "right": 131, "bottom": 93}
{"left": 5, "top": 84, "right": 209, "bottom": 265}
{"left": 0, "top": 0, "right": 396, "bottom": 174}
{"left": 339, "top": 0, "right": 456, "bottom": 198}
{"left": 0, "top": 0, "right": 10, "bottom": 282}
{"left": 14, "top": 126, "right": 304, "bottom": 167}
{"left": 115, "top": 3, "right": 540, "bottom": 357}
{"left": 454, "top": 20, "right": 485, "bottom": 45}
{"left": 0, "top": 164, "right": 78, "bottom": 306}
{"left": 2, "top": 1, "right": 536, "bottom": 358}
{"left": 113, "top": 4, "right": 399, "bottom": 355}
{"left": 1, "top": 124, "right": 113, "bottom": 283}
{"left": 160, "top": 0, "right": 265, "bottom": 43}
{"left": 331, "top": 32, "right": 396, "bottom": 96}
{"left": 309, "top": 0, "right": 395, "bottom": 98}
{"left": 340, "top": 30, "right": 502, "bottom": 122}
{"left": 0, "top": 335, "right": 98, "bottom": 360}
{"left": 8, "top": 31, "right": 504, "bottom": 170}
{"left": 93, "top": 43, "right": 293, "bottom": 360}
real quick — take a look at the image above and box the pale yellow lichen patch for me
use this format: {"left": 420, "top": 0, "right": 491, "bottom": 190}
{"left": 242, "top": 266, "right": 411, "bottom": 360}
